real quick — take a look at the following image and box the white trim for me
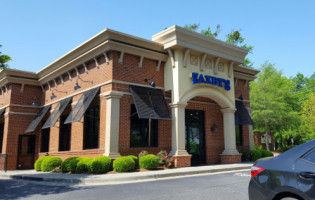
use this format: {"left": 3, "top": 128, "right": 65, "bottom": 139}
{"left": 111, "top": 80, "right": 164, "bottom": 90}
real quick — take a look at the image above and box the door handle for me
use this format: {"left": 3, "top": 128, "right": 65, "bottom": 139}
{"left": 299, "top": 172, "right": 315, "bottom": 179}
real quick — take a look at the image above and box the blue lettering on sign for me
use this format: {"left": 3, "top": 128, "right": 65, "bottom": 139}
{"left": 191, "top": 72, "right": 231, "bottom": 91}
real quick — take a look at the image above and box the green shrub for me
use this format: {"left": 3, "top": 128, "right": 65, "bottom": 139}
{"left": 34, "top": 156, "right": 51, "bottom": 171}
{"left": 250, "top": 150, "right": 263, "bottom": 161}
{"left": 61, "top": 157, "right": 80, "bottom": 173}
{"left": 41, "top": 157, "right": 62, "bottom": 172}
{"left": 90, "top": 156, "right": 112, "bottom": 174}
{"left": 138, "top": 150, "right": 148, "bottom": 158}
{"left": 139, "top": 154, "right": 159, "bottom": 170}
{"left": 113, "top": 156, "right": 135, "bottom": 172}
{"left": 128, "top": 155, "right": 139, "bottom": 169}
{"left": 76, "top": 157, "right": 94, "bottom": 173}
{"left": 261, "top": 150, "right": 274, "bottom": 157}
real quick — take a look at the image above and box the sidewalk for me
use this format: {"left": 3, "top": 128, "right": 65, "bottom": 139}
{"left": 0, "top": 163, "right": 253, "bottom": 185}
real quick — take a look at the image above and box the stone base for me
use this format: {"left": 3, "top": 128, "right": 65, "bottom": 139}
{"left": 174, "top": 155, "right": 192, "bottom": 168}
{"left": 220, "top": 154, "right": 242, "bottom": 164}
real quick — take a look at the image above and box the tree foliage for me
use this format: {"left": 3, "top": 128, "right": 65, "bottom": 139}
{"left": 0, "top": 45, "right": 11, "bottom": 69}
{"left": 251, "top": 62, "right": 315, "bottom": 150}
{"left": 183, "top": 24, "right": 253, "bottom": 67}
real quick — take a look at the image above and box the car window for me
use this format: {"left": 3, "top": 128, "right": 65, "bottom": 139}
{"left": 303, "top": 150, "right": 315, "bottom": 163}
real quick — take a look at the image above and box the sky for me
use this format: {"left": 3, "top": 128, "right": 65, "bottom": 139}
{"left": 1, "top": 0, "right": 314, "bottom": 78}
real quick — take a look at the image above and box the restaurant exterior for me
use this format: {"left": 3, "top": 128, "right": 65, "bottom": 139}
{"left": 0, "top": 26, "right": 258, "bottom": 170}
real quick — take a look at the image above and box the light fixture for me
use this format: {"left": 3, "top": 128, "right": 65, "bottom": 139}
{"left": 144, "top": 76, "right": 156, "bottom": 88}
{"left": 51, "top": 93, "right": 57, "bottom": 100}
{"left": 74, "top": 82, "right": 81, "bottom": 90}
{"left": 149, "top": 80, "right": 156, "bottom": 88}
{"left": 31, "top": 102, "right": 37, "bottom": 107}
{"left": 211, "top": 124, "right": 218, "bottom": 133}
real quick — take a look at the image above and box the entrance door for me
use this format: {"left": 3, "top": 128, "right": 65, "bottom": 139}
{"left": 185, "top": 109, "right": 205, "bottom": 165}
{"left": 17, "top": 135, "right": 36, "bottom": 169}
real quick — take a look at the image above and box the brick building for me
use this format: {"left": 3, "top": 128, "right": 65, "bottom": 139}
{"left": 0, "top": 26, "right": 259, "bottom": 170}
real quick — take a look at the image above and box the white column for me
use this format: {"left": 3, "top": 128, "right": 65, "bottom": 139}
{"left": 104, "top": 91, "right": 123, "bottom": 159}
{"left": 247, "top": 107, "right": 254, "bottom": 150}
{"left": 221, "top": 108, "right": 240, "bottom": 155}
{"left": 170, "top": 102, "right": 190, "bottom": 156}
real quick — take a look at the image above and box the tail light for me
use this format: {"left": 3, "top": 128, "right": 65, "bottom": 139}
{"left": 251, "top": 166, "right": 265, "bottom": 178}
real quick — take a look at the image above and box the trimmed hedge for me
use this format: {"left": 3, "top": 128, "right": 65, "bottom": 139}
{"left": 76, "top": 157, "right": 94, "bottom": 173}
{"left": 61, "top": 157, "right": 80, "bottom": 173}
{"left": 250, "top": 150, "right": 263, "bottom": 161}
{"left": 139, "top": 154, "right": 159, "bottom": 170}
{"left": 261, "top": 150, "right": 274, "bottom": 157}
{"left": 34, "top": 156, "right": 51, "bottom": 171}
{"left": 90, "top": 156, "right": 112, "bottom": 174}
{"left": 128, "top": 155, "right": 139, "bottom": 169}
{"left": 41, "top": 157, "right": 62, "bottom": 172}
{"left": 113, "top": 156, "right": 135, "bottom": 172}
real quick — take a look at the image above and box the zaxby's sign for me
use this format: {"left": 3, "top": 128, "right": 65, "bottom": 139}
{"left": 191, "top": 72, "right": 231, "bottom": 91}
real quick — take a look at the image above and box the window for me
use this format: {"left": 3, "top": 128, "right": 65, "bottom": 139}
{"left": 304, "top": 150, "right": 315, "bottom": 163}
{"left": 59, "top": 115, "right": 71, "bottom": 151}
{"left": 41, "top": 124, "right": 50, "bottom": 152}
{"left": 130, "top": 104, "right": 158, "bottom": 147}
{"left": 83, "top": 105, "right": 100, "bottom": 149}
{"left": 235, "top": 125, "right": 243, "bottom": 146}
{"left": 0, "top": 123, "right": 4, "bottom": 153}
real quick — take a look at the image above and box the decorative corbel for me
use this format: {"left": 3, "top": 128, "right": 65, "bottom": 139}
{"left": 94, "top": 58, "right": 99, "bottom": 69}
{"left": 67, "top": 71, "right": 72, "bottom": 81}
{"left": 167, "top": 49, "right": 175, "bottom": 68}
{"left": 228, "top": 62, "right": 234, "bottom": 78}
{"left": 200, "top": 54, "right": 207, "bottom": 72}
{"left": 118, "top": 52, "right": 124, "bottom": 64}
{"left": 20, "top": 83, "right": 24, "bottom": 92}
{"left": 47, "top": 82, "right": 51, "bottom": 91}
{"left": 83, "top": 63, "right": 88, "bottom": 74}
{"left": 183, "top": 49, "right": 190, "bottom": 67}
{"left": 234, "top": 78, "right": 238, "bottom": 88}
{"left": 138, "top": 56, "right": 144, "bottom": 68}
{"left": 40, "top": 85, "right": 45, "bottom": 93}
{"left": 53, "top": 79, "right": 58, "bottom": 88}
{"left": 244, "top": 80, "right": 248, "bottom": 87}
{"left": 60, "top": 76, "right": 64, "bottom": 85}
{"left": 214, "top": 57, "right": 220, "bottom": 75}
{"left": 156, "top": 60, "right": 161, "bottom": 71}
{"left": 103, "top": 52, "right": 109, "bottom": 63}
{"left": 75, "top": 67, "right": 80, "bottom": 76}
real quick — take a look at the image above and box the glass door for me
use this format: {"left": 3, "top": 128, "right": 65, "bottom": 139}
{"left": 185, "top": 109, "right": 205, "bottom": 165}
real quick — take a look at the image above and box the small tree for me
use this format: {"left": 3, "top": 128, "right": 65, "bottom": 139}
{"left": 0, "top": 45, "right": 12, "bottom": 69}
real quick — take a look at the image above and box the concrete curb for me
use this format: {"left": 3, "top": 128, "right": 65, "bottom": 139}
{"left": 0, "top": 165, "right": 252, "bottom": 185}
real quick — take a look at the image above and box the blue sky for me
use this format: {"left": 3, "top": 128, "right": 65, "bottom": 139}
{"left": 1, "top": 0, "right": 314, "bottom": 78}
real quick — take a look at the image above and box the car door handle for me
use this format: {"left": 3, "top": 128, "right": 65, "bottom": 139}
{"left": 299, "top": 172, "right": 315, "bottom": 179}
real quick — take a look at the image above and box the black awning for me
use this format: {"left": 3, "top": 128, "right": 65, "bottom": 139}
{"left": 0, "top": 108, "right": 5, "bottom": 116}
{"left": 25, "top": 105, "right": 51, "bottom": 132}
{"left": 42, "top": 97, "right": 72, "bottom": 129}
{"left": 130, "top": 85, "right": 171, "bottom": 120}
{"left": 64, "top": 87, "right": 99, "bottom": 124}
{"left": 235, "top": 100, "right": 254, "bottom": 125}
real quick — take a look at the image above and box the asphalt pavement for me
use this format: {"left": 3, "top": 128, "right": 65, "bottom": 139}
{"left": 0, "top": 169, "right": 251, "bottom": 200}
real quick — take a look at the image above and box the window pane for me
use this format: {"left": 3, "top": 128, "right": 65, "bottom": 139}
{"left": 130, "top": 105, "right": 158, "bottom": 147}
{"left": 41, "top": 126, "right": 50, "bottom": 152}
{"left": 59, "top": 115, "right": 71, "bottom": 151}
{"left": 83, "top": 106, "right": 100, "bottom": 149}
{"left": 0, "top": 123, "right": 4, "bottom": 153}
{"left": 235, "top": 125, "right": 243, "bottom": 146}
{"left": 304, "top": 150, "right": 315, "bottom": 163}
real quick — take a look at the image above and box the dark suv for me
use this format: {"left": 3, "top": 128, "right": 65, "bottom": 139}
{"left": 249, "top": 140, "right": 315, "bottom": 200}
